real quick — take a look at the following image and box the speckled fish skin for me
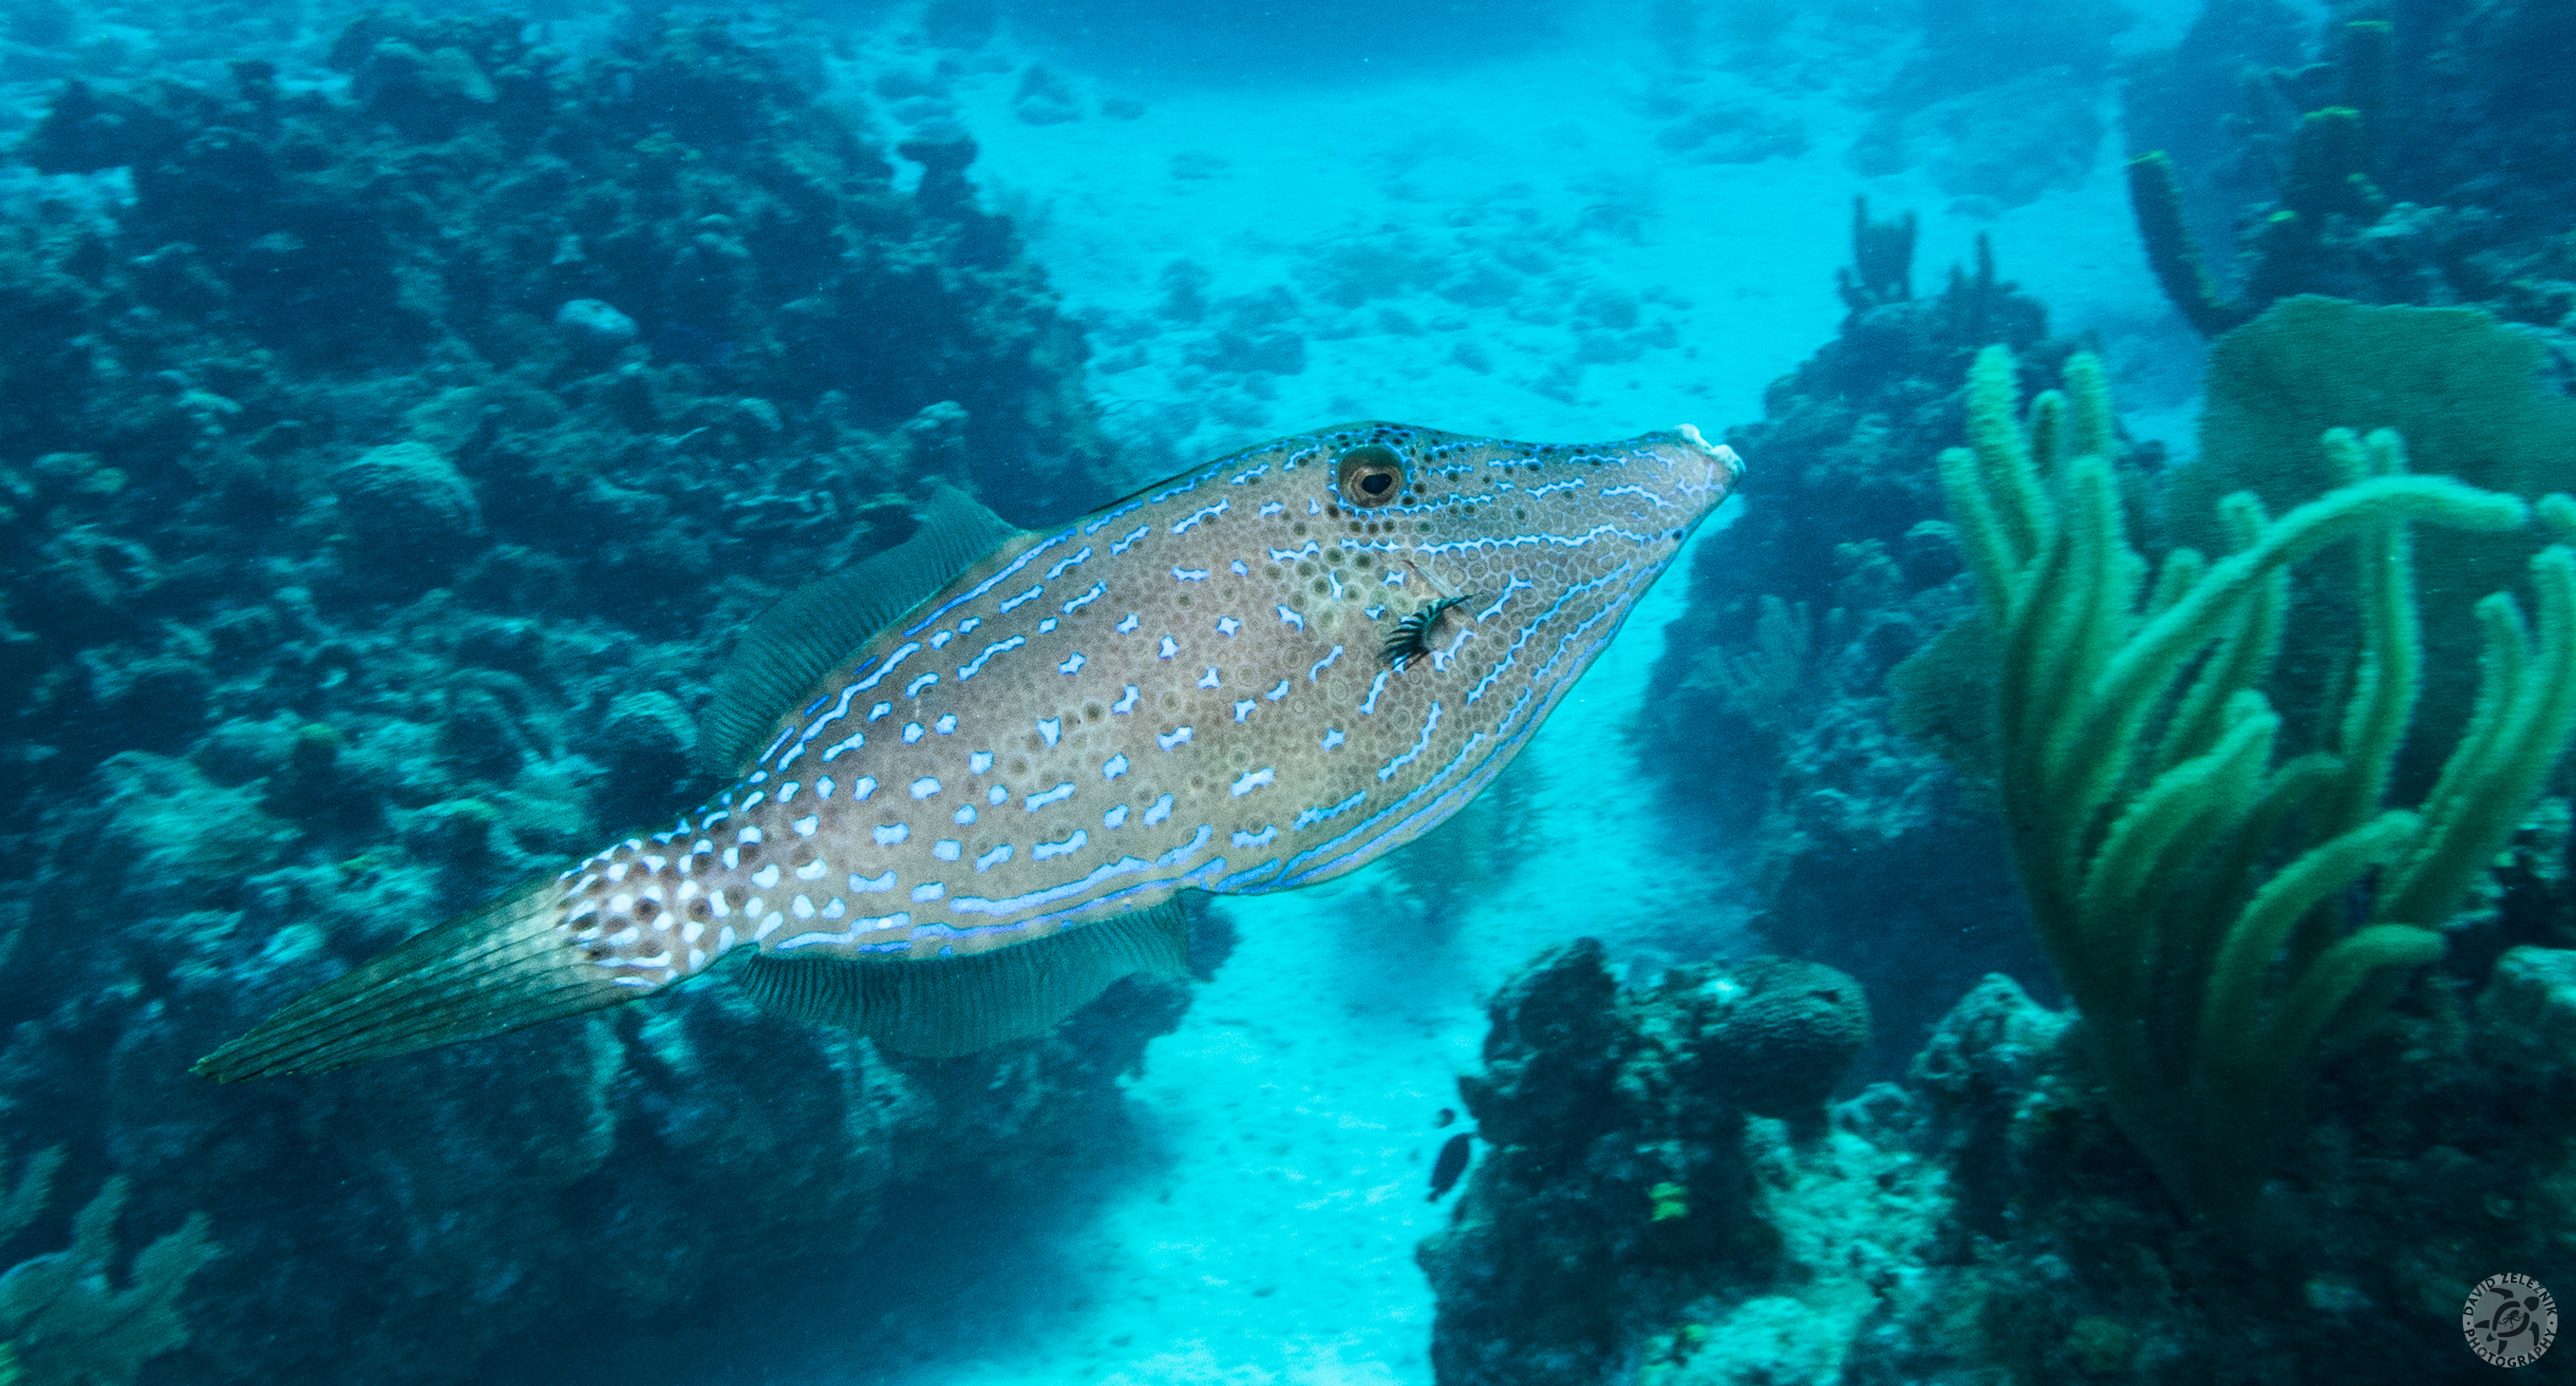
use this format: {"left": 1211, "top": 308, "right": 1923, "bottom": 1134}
{"left": 566, "top": 421, "right": 1743, "bottom": 991}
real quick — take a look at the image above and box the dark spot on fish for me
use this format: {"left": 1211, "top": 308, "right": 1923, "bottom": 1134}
{"left": 688, "top": 898, "right": 713, "bottom": 921}
{"left": 1385, "top": 595, "right": 1469, "bottom": 671}
{"left": 1266, "top": 565, "right": 1283, "bottom": 581}
{"left": 1428, "top": 1133, "right": 1472, "bottom": 1201}
{"left": 1083, "top": 701, "right": 1105, "bottom": 722}
{"left": 1177, "top": 595, "right": 1192, "bottom": 608}
{"left": 736, "top": 840, "right": 761, "bottom": 862}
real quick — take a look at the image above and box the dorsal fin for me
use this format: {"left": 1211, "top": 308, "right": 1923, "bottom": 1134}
{"left": 734, "top": 898, "right": 1192, "bottom": 1056}
{"left": 699, "top": 484, "right": 1018, "bottom": 777}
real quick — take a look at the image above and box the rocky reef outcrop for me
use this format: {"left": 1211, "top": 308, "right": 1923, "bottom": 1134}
{"left": 1638, "top": 221, "right": 2064, "bottom": 1077}
{"left": 0, "top": 15, "right": 1165, "bottom": 1384}
{"left": 1423, "top": 940, "right": 2576, "bottom": 1384}
{"left": 1417, "top": 941, "right": 1879, "bottom": 1383}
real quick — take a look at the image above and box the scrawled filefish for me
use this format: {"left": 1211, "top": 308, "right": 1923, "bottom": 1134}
{"left": 198, "top": 421, "right": 1744, "bottom": 1078}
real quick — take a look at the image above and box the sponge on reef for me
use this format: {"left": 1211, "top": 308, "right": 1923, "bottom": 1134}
{"left": 1699, "top": 958, "right": 1869, "bottom": 1120}
{"left": 2174, "top": 296, "right": 2576, "bottom": 543}
{"left": 2172, "top": 295, "right": 2576, "bottom": 780}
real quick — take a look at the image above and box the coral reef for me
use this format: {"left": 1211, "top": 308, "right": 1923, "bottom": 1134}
{"left": 10, "top": 15, "right": 1105, "bottom": 521}
{"left": 1695, "top": 957, "right": 1869, "bottom": 1121}
{"left": 2117, "top": 0, "right": 2311, "bottom": 270}
{"left": 2124, "top": 2, "right": 2576, "bottom": 336}
{"left": 1423, "top": 938, "right": 2576, "bottom": 1383}
{"left": 0, "top": 1176, "right": 218, "bottom": 1385}
{"left": 2166, "top": 297, "right": 2576, "bottom": 789}
{"left": 1640, "top": 216, "right": 2058, "bottom": 1074}
{"left": 1416, "top": 941, "right": 1896, "bottom": 1383}
{"left": 1938, "top": 340, "right": 2576, "bottom": 1223}
{"left": 1869, "top": 957, "right": 2576, "bottom": 1383}
{"left": 1833, "top": 196, "right": 1914, "bottom": 315}
{"left": 0, "top": 15, "right": 1192, "bottom": 1384}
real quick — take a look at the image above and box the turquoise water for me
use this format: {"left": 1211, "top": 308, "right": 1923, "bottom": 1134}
{"left": 3, "top": 0, "right": 2570, "bottom": 1381}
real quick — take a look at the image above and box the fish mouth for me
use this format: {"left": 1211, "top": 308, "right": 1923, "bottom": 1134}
{"left": 1673, "top": 423, "right": 1746, "bottom": 488}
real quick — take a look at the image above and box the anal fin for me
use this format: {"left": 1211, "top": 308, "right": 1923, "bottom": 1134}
{"left": 737, "top": 897, "right": 1191, "bottom": 1057}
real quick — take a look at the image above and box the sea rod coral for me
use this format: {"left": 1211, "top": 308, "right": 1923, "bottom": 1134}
{"left": 1941, "top": 344, "right": 2576, "bottom": 1225}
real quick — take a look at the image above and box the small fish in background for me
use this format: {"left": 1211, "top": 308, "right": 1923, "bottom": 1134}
{"left": 1428, "top": 1133, "right": 1473, "bottom": 1202}
{"left": 198, "top": 422, "right": 1744, "bottom": 1080}
{"left": 1433, "top": 1106, "right": 1456, "bottom": 1127}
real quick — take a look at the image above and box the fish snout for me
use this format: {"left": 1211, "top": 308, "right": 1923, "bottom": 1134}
{"left": 1673, "top": 423, "right": 1745, "bottom": 494}
{"left": 1659, "top": 424, "right": 1744, "bottom": 520}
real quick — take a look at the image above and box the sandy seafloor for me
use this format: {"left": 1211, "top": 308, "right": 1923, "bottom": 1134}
{"left": 595, "top": 6, "right": 2205, "bottom": 1383}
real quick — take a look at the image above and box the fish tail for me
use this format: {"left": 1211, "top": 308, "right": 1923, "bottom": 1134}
{"left": 194, "top": 876, "right": 635, "bottom": 1081}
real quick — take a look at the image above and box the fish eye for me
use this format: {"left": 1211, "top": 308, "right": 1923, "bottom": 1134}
{"left": 1335, "top": 445, "right": 1405, "bottom": 509}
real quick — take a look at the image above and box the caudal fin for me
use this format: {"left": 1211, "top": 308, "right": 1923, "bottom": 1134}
{"left": 195, "top": 877, "right": 636, "bottom": 1080}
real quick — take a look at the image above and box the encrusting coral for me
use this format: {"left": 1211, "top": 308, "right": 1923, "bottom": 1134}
{"left": 0, "top": 1174, "right": 218, "bottom": 1385}
{"left": 1941, "top": 343, "right": 2576, "bottom": 1226}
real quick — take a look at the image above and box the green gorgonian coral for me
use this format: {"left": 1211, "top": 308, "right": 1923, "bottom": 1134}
{"left": 1944, "top": 345, "right": 2576, "bottom": 1226}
